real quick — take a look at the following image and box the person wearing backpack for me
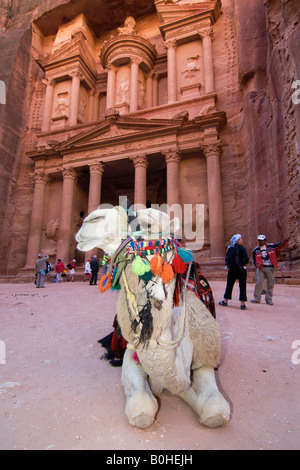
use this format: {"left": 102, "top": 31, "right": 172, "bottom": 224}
{"left": 219, "top": 234, "right": 249, "bottom": 310}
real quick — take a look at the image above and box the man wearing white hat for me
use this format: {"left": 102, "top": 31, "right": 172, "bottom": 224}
{"left": 251, "top": 235, "right": 288, "bottom": 305}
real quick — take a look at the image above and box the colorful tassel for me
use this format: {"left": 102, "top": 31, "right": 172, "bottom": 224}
{"left": 177, "top": 246, "right": 194, "bottom": 263}
{"left": 161, "top": 261, "right": 175, "bottom": 284}
{"left": 133, "top": 351, "right": 141, "bottom": 364}
{"left": 140, "top": 270, "right": 154, "bottom": 284}
{"left": 150, "top": 253, "right": 164, "bottom": 276}
{"left": 172, "top": 253, "right": 188, "bottom": 274}
{"left": 132, "top": 256, "right": 151, "bottom": 276}
{"left": 98, "top": 273, "right": 113, "bottom": 293}
{"left": 111, "top": 282, "right": 121, "bottom": 291}
{"left": 173, "top": 274, "right": 182, "bottom": 307}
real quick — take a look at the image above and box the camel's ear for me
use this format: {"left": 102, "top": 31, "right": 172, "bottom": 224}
{"left": 170, "top": 217, "right": 181, "bottom": 235}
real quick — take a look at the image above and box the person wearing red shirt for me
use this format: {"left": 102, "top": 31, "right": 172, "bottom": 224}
{"left": 251, "top": 235, "right": 288, "bottom": 305}
{"left": 55, "top": 259, "right": 66, "bottom": 283}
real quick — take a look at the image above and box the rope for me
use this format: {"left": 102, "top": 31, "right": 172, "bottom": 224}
{"left": 122, "top": 261, "right": 192, "bottom": 351}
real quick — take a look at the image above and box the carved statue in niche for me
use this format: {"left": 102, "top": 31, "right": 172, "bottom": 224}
{"left": 54, "top": 92, "right": 70, "bottom": 117}
{"left": 118, "top": 16, "right": 137, "bottom": 35}
{"left": 78, "top": 96, "right": 88, "bottom": 123}
{"left": 42, "top": 219, "right": 60, "bottom": 257}
{"left": 117, "top": 81, "right": 129, "bottom": 104}
{"left": 45, "top": 219, "right": 59, "bottom": 241}
{"left": 181, "top": 56, "right": 200, "bottom": 81}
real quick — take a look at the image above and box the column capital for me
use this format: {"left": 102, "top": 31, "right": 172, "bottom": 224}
{"left": 164, "top": 149, "right": 181, "bottom": 164}
{"left": 130, "top": 56, "right": 142, "bottom": 66}
{"left": 130, "top": 154, "right": 149, "bottom": 168}
{"left": 164, "top": 38, "right": 177, "bottom": 49}
{"left": 34, "top": 171, "right": 48, "bottom": 185}
{"left": 42, "top": 78, "right": 56, "bottom": 87}
{"left": 62, "top": 167, "right": 77, "bottom": 180}
{"left": 202, "top": 142, "right": 222, "bottom": 159}
{"left": 199, "top": 27, "right": 213, "bottom": 40}
{"left": 69, "top": 69, "right": 85, "bottom": 81}
{"left": 106, "top": 62, "right": 119, "bottom": 73}
{"left": 89, "top": 162, "right": 105, "bottom": 175}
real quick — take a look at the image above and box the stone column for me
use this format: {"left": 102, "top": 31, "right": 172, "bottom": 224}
{"left": 145, "top": 73, "right": 153, "bottom": 108}
{"left": 56, "top": 167, "right": 77, "bottom": 263}
{"left": 88, "top": 90, "right": 96, "bottom": 122}
{"left": 203, "top": 143, "right": 225, "bottom": 259}
{"left": 164, "top": 150, "right": 181, "bottom": 208}
{"left": 130, "top": 154, "right": 148, "bottom": 208}
{"left": 200, "top": 27, "right": 215, "bottom": 95}
{"left": 93, "top": 92, "right": 100, "bottom": 121}
{"left": 130, "top": 57, "right": 141, "bottom": 113}
{"left": 69, "top": 72, "right": 81, "bottom": 126}
{"left": 25, "top": 170, "right": 48, "bottom": 268}
{"left": 85, "top": 162, "right": 104, "bottom": 262}
{"left": 152, "top": 72, "right": 158, "bottom": 107}
{"left": 106, "top": 63, "right": 117, "bottom": 110}
{"left": 41, "top": 79, "right": 55, "bottom": 132}
{"left": 88, "top": 162, "right": 104, "bottom": 215}
{"left": 165, "top": 39, "right": 177, "bottom": 103}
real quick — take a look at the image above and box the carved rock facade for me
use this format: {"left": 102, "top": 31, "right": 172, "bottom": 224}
{"left": 0, "top": 0, "right": 299, "bottom": 275}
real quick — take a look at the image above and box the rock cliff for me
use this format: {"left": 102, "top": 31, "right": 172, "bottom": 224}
{"left": 0, "top": 0, "right": 299, "bottom": 274}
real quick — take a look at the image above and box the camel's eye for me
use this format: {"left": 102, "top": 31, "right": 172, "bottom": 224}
{"left": 140, "top": 221, "right": 151, "bottom": 231}
{"left": 85, "top": 216, "right": 104, "bottom": 225}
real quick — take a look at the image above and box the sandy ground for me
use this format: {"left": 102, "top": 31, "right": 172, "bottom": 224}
{"left": 0, "top": 278, "right": 299, "bottom": 451}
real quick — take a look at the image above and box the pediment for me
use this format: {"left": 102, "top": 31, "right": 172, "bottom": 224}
{"left": 156, "top": 0, "right": 222, "bottom": 29}
{"left": 55, "top": 116, "right": 184, "bottom": 152}
{"left": 38, "top": 31, "right": 97, "bottom": 77}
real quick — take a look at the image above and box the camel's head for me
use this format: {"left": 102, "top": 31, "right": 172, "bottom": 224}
{"left": 134, "top": 208, "right": 180, "bottom": 240}
{"left": 75, "top": 206, "right": 128, "bottom": 255}
{"left": 76, "top": 205, "right": 180, "bottom": 255}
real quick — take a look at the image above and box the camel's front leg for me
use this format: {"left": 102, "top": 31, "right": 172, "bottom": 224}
{"left": 121, "top": 348, "right": 158, "bottom": 429}
{"left": 178, "top": 367, "right": 230, "bottom": 428}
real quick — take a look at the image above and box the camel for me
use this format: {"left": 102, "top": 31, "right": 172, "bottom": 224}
{"left": 76, "top": 205, "right": 230, "bottom": 429}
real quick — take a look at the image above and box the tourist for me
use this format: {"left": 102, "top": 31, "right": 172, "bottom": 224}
{"left": 250, "top": 235, "right": 288, "bottom": 305}
{"left": 90, "top": 255, "right": 99, "bottom": 285}
{"left": 83, "top": 259, "right": 92, "bottom": 281}
{"left": 67, "top": 259, "right": 76, "bottom": 282}
{"left": 35, "top": 254, "right": 49, "bottom": 288}
{"left": 219, "top": 234, "right": 249, "bottom": 310}
{"left": 55, "top": 259, "right": 66, "bottom": 283}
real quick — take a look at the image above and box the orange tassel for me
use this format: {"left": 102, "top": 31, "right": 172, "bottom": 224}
{"left": 172, "top": 253, "right": 188, "bottom": 274}
{"left": 150, "top": 253, "right": 164, "bottom": 276}
{"left": 161, "top": 261, "right": 174, "bottom": 284}
{"left": 98, "top": 273, "right": 113, "bottom": 293}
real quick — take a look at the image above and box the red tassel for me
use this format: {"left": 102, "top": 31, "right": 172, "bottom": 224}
{"left": 172, "top": 253, "right": 188, "bottom": 274}
{"left": 161, "top": 261, "right": 174, "bottom": 284}
{"left": 111, "top": 330, "right": 118, "bottom": 351}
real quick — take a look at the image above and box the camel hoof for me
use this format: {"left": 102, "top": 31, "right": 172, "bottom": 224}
{"left": 129, "top": 413, "right": 155, "bottom": 429}
{"left": 201, "top": 412, "right": 230, "bottom": 428}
